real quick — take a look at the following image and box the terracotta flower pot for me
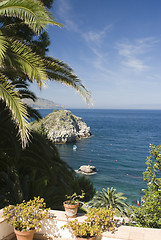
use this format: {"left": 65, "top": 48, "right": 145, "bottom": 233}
{"left": 14, "top": 229, "right": 35, "bottom": 240}
{"left": 63, "top": 201, "right": 79, "bottom": 218}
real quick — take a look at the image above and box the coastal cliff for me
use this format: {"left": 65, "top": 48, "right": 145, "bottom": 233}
{"left": 31, "top": 110, "right": 91, "bottom": 143}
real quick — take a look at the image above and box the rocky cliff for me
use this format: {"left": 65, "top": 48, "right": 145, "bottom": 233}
{"left": 31, "top": 110, "right": 91, "bottom": 143}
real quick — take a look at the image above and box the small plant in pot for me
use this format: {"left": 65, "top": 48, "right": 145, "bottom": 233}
{"left": 63, "top": 191, "right": 85, "bottom": 218}
{"left": 3, "top": 196, "right": 50, "bottom": 240}
{"left": 62, "top": 207, "right": 115, "bottom": 240}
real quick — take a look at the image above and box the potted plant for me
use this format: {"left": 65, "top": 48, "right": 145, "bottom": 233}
{"left": 63, "top": 191, "right": 85, "bottom": 218}
{"left": 3, "top": 196, "right": 50, "bottom": 240}
{"left": 62, "top": 207, "right": 115, "bottom": 239}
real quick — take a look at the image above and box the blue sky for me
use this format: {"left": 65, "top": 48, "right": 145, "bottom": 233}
{"left": 33, "top": 0, "right": 161, "bottom": 109}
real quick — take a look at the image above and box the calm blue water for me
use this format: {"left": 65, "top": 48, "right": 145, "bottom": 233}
{"left": 39, "top": 109, "right": 161, "bottom": 205}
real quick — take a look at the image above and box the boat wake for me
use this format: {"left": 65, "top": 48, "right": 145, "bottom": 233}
{"left": 126, "top": 174, "right": 143, "bottom": 179}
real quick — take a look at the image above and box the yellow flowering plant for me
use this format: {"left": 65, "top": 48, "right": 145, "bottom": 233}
{"left": 65, "top": 191, "right": 85, "bottom": 205}
{"left": 3, "top": 197, "right": 50, "bottom": 232}
{"left": 62, "top": 207, "right": 115, "bottom": 238}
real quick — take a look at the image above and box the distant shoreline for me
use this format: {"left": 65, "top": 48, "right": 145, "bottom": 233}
{"left": 37, "top": 108, "right": 161, "bottom": 111}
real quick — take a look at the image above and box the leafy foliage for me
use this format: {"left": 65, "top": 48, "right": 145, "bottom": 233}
{"left": 0, "top": 0, "right": 91, "bottom": 146}
{"left": 0, "top": 0, "right": 60, "bottom": 34}
{"left": 3, "top": 197, "right": 50, "bottom": 232}
{"left": 62, "top": 207, "right": 115, "bottom": 238}
{"left": 89, "top": 187, "right": 129, "bottom": 216}
{"left": 131, "top": 144, "right": 161, "bottom": 228}
{"left": 65, "top": 191, "right": 85, "bottom": 205}
{"left": 71, "top": 175, "right": 95, "bottom": 203}
{"left": 0, "top": 0, "right": 94, "bottom": 210}
{"left": 0, "top": 0, "right": 59, "bottom": 146}
{"left": 0, "top": 107, "right": 95, "bottom": 209}
{"left": 0, "top": 74, "right": 30, "bottom": 144}
{"left": 44, "top": 56, "right": 91, "bottom": 104}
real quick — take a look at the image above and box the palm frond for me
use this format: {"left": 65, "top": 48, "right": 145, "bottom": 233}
{"left": 0, "top": 0, "right": 62, "bottom": 34}
{"left": 0, "top": 30, "right": 8, "bottom": 62}
{"left": 19, "top": 89, "right": 37, "bottom": 101}
{"left": 6, "top": 39, "right": 48, "bottom": 87}
{"left": 0, "top": 73, "right": 30, "bottom": 147}
{"left": 44, "top": 56, "right": 92, "bottom": 105}
{"left": 25, "top": 105, "right": 41, "bottom": 121}
{"left": 13, "top": 79, "right": 29, "bottom": 89}
{"left": 89, "top": 187, "right": 129, "bottom": 216}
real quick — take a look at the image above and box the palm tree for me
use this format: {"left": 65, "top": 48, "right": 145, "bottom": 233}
{"left": 0, "top": 0, "right": 91, "bottom": 147}
{"left": 0, "top": 0, "right": 60, "bottom": 147}
{"left": 0, "top": 0, "right": 93, "bottom": 209}
{"left": 89, "top": 187, "right": 129, "bottom": 216}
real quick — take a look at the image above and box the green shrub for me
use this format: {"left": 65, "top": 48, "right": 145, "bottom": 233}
{"left": 3, "top": 197, "right": 50, "bottom": 232}
{"left": 62, "top": 207, "right": 115, "bottom": 238}
{"left": 131, "top": 144, "right": 161, "bottom": 228}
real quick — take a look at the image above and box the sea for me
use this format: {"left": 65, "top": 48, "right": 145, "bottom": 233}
{"left": 39, "top": 109, "right": 161, "bottom": 205}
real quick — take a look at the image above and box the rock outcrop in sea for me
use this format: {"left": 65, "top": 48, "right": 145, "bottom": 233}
{"left": 31, "top": 110, "right": 91, "bottom": 143}
{"left": 78, "top": 165, "right": 97, "bottom": 174}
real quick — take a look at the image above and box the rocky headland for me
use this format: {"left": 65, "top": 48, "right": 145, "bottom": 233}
{"left": 22, "top": 97, "right": 62, "bottom": 109}
{"left": 31, "top": 110, "right": 91, "bottom": 143}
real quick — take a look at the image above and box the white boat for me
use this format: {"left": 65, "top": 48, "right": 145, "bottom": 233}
{"left": 73, "top": 145, "right": 77, "bottom": 150}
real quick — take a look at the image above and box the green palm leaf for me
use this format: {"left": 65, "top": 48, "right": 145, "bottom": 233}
{"left": 0, "top": 0, "right": 62, "bottom": 34}
{"left": 44, "top": 56, "right": 92, "bottom": 104}
{"left": 4, "top": 39, "right": 48, "bottom": 87}
{"left": 0, "top": 74, "right": 30, "bottom": 147}
{"left": 0, "top": 30, "right": 8, "bottom": 61}
{"left": 89, "top": 187, "right": 129, "bottom": 216}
